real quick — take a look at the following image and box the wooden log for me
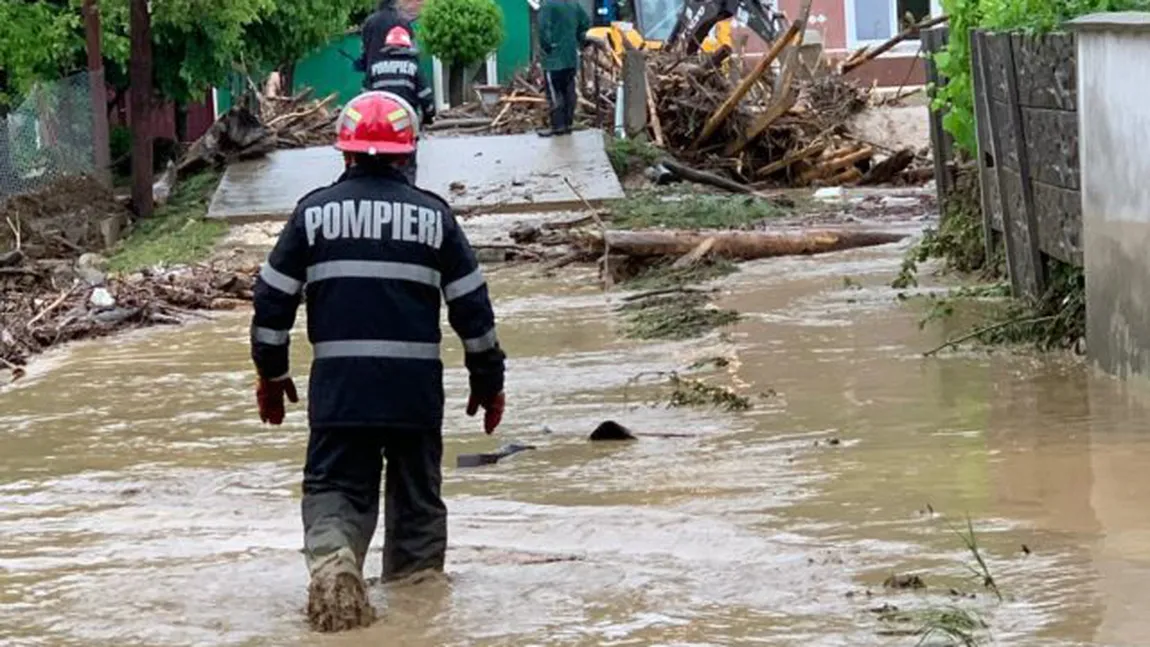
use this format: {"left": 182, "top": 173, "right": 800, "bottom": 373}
{"left": 645, "top": 73, "right": 666, "bottom": 147}
{"left": 425, "top": 117, "right": 492, "bottom": 131}
{"left": 724, "top": 91, "right": 797, "bottom": 157}
{"left": 659, "top": 158, "right": 762, "bottom": 196}
{"left": 581, "top": 229, "right": 908, "bottom": 261}
{"left": 826, "top": 166, "right": 864, "bottom": 186}
{"left": 690, "top": 2, "right": 808, "bottom": 148}
{"left": 755, "top": 139, "right": 829, "bottom": 178}
{"left": 841, "top": 15, "right": 949, "bottom": 74}
{"left": 860, "top": 148, "right": 916, "bottom": 185}
{"left": 798, "top": 146, "right": 873, "bottom": 184}
{"left": 671, "top": 237, "right": 717, "bottom": 269}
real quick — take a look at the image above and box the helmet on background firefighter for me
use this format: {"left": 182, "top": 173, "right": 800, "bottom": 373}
{"left": 334, "top": 91, "right": 421, "bottom": 156}
{"left": 383, "top": 25, "right": 414, "bottom": 49}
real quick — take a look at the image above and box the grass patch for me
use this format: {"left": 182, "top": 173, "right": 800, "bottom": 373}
{"left": 918, "top": 260, "right": 1084, "bottom": 355}
{"left": 606, "top": 136, "right": 662, "bottom": 176}
{"left": 611, "top": 192, "right": 785, "bottom": 230}
{"left": 108, "top": 171, "right": 227, "bottom": 273}
{"left": 877, "top": 606, "right": 987, "bottom": 646}
{"left": 619, "top": 290, "right": 740, "bottom": 340}
{"left": 623, "top": 257, "right": 738, "bottom": 291}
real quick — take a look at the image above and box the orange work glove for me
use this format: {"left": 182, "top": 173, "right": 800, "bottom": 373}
{"left": 466, "top": 391, "right": 505, "bottom": 435}
{"left": 257, "top": 377, "right": 299, "bottom": 425}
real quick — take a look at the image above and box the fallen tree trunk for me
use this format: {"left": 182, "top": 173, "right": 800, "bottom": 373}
{"left": 579, "top": 229, "right": 907, "bottom": 261}
{"left": 425, "top": 117, "right": 491, "bottom": 131}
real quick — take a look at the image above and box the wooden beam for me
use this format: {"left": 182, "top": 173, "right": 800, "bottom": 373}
{"left": 841, "top": 14, "right": 949, "bottom": 74}
{"left": 724, "top": 0, "right": 815, "bottom": 156}
{"left": 84, "top": 0, "right": 111, "bottom": 188}
{"left": 690, "top": 15, "right": 804, "bottom": 149}
{"left": 129, "top": 0, "right": 154, "bottom": 218}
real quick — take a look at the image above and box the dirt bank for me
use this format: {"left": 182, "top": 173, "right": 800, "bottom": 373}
{"left": 0, "top": 177, "right": 254, "bottom": 382}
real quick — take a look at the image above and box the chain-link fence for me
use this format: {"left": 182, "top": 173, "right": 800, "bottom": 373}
{"left": 0, "top": 71, "right": 97, "bottom": 198}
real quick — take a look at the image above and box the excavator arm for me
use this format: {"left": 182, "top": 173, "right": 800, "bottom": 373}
{"left": 666, "top": 0, "right": 787, "bottom": 54}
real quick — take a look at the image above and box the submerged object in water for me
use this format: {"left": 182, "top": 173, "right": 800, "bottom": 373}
{"left": 589, "top": 420, "right": 637, "bottom": 441}
{"left": 456, "top": 442, "right": 536, "bottom": 468}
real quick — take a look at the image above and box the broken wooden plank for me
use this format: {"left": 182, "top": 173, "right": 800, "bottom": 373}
{"left": 690, "top": 3, "right": 809, "bottom": 148}
{"left": 842, "top": 15, "right": 949, "bottom": 74}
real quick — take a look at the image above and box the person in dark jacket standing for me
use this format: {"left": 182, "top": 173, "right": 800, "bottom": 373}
{"left": 363, "top": 26, "right": 436, "bottom": 184}
{"left": 354, "top": 0, "right": 413, "bottom": 75}
{"left": 537, "top": 0, "right": 591, "bottom": 137}
{"left": 250, "top": 91, "right": 506, "bottom": 633}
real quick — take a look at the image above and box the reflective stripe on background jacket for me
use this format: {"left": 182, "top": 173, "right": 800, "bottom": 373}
{"left": 249, "top": 166, "right": 506, "bottom": 430}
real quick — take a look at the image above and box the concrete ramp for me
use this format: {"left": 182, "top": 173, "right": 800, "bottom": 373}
{"left": 206, "top": 130, "right": 625, "bottom": 222}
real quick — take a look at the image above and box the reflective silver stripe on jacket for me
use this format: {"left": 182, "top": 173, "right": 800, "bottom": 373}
{"left": 307, "top": 260, "right": 441, "bottom": 287}
{"left": 312, "top": 340, "right": 441, "bottom": 360}
{"left": 253, "top": 327, "right": 290, "bottom": 345}
{"left": 463, "top": 328, "right": 499, "bottom": 353}
{"left": 443, "top": 268, "right": 486, "bottom": 302}
{"left": 260, "top": 263, "right": 303, "bottom": 295}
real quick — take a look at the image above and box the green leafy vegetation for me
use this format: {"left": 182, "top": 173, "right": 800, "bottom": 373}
{"left": 606, "top": 136, "right": 662, "bottom": 176}
{"left": 108, "top": 171, "right": 227, "bottom": 272}
{"left": 622, "top": 258, "right": 738, "bottom": 291}
{"left": 619, "top": 290, "right": 740, "bottom": 340}
{"left": 418, "top": 0, "right": 505, "bottom": 67}
{"left": 892, "top": 167, "right": 997, "bottom": 290}
{"left": 933, "top": 0, "right": 1150, "bottom": 157}
{"left": 625, "top": 369, "right": 753, "bottom": 411}
{"left": 242, "top": 0, "right": 374, "bottom": 87}
{"left": 611, "top": 192, "right": 784, "bottom": 230}
{"left": 0, "top": 1, "right": 80, "bottom": 103}
{"left": 2, "top": 0, "right": 367, "bottom": 107}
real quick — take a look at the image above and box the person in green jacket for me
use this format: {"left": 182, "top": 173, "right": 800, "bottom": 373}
{"left": 537, "top": 0, "right": 591, "bottom": 137}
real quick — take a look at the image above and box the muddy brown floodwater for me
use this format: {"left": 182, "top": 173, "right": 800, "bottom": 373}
{"left": 4, "top": 220, "right": 1150, "bottom": 647}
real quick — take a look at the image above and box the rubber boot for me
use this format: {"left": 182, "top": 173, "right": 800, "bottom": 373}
{"left": 306, "top": 546, "right": 375, "bottom": 633}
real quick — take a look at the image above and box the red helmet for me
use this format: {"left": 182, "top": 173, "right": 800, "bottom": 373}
{"left": 335, "top": 91, "right": 417, "bottom": 155}
{"left": 384, "top": 26, "right": 413, "bottom": 48}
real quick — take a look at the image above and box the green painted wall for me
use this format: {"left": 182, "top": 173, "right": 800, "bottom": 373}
{"left": 216, "top": 1, "right": 533, "bottom": 114}
{"left": 494, "top": 0, "right": 533, "bottom": 83}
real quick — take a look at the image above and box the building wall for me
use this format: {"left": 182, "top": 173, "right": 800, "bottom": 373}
{"left": 1076, "top": 17, "right": 1150, "bottom": 380}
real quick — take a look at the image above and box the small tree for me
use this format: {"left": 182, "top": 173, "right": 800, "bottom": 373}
{"left": 419, "top": 0, "right": 504, "bottom": 106}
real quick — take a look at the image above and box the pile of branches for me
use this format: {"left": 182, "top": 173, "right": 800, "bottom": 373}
{"left": 178, "top": 88, "right": 339, "bottom": 177}
{"left": 456, "top": 19, "right": 927, "bottom": 188}
{"left": 1, "top": 263, "right": 257, "bottom": 377}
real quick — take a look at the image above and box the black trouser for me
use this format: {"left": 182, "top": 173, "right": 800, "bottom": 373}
{"left": 301, "top": 426, "right": 446, "bottom": 581}
{"left": 545, "top": 67, "right": 578, "bottom": 132}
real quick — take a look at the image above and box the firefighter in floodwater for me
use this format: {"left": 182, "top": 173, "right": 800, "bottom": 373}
{"left": 248, "top": 91, "right": 507, "bottom": 633}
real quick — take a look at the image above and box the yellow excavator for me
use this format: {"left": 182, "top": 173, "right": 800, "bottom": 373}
{"left": 585, "top": 0, "right": 789, "bottom": 57}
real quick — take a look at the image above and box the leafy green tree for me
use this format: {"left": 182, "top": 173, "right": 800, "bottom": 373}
{"left": 97, "top": 0, "right": 272, "bottom": 105}
{"left": 242, "top": 0, "right": 375, "bottom": 93}
{"left": 0, "top": 1, "right": 80, "bottom": 103}
{"left": 419, "top": 0, "right": 504, "bottom": 105}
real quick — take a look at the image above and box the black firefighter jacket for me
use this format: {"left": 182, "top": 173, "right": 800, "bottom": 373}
{"left": 249, "top": 165, "right": 506, "bottom": 430}
{"left": 364, "top": 48, "right": 436, "bottom": 124}
{"left": 356, "top": 3, "right": 412, "bottom": 73}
